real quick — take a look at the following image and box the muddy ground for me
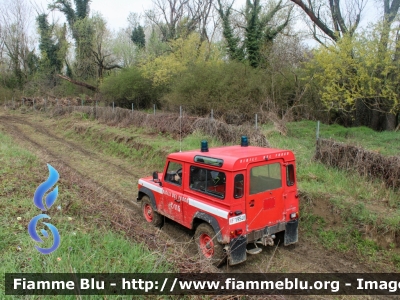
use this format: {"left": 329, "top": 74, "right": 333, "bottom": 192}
{"left": 0, "top": 111, "right": 389, "bottom": 299}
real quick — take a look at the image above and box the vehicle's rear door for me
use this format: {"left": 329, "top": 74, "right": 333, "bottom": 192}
{"left": 246, "top": 160, "right": 285, "bottom": 232}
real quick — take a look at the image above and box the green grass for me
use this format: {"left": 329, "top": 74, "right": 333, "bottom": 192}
{"left": 60, "top": 112, "right": 222, "bottom": 170}
{"left": 283, "top": 120, "right": 400, "bottom": 156}
{"left": 0, "top": 131, "right": 173, "bottom": 298}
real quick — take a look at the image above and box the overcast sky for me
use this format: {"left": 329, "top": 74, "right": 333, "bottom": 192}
{"left": 33, "top": 0, "right": 380, "bottom": 38}
{"left": 34, "top": 0, "right": 153, "bottom": 31}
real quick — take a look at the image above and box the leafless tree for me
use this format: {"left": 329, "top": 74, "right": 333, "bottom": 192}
{"left": 144, "top": 0, "right": 215, "bottom": 42}
{"left": 89, "top": 14, "right": 122, "bottom": 79}
{"left": 0, "top": 0, "right": 35, "bottom": 87}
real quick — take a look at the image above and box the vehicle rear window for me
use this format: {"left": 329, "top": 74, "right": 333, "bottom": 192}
{"left": 250, "top": 163, "right": 282, "bottom": 194}
{"left": 234, "top": 174, "right": 244, "bottom": 199}
{"left": 286, "top": 164, "right": 295, "bottom": 186}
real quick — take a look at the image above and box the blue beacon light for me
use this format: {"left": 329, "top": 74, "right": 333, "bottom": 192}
{"left": 201, "top": 140, "right": 209, "bottom": 152}
{"left": 241, "top": 136, "right": 249, "bottom": 147}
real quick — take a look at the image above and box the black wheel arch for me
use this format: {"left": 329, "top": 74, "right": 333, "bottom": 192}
{"left": 192, "top": 211, "right": 223, "bottom": 243}
{"left": 137, "top": 187, "right": 158, "bottom": 211}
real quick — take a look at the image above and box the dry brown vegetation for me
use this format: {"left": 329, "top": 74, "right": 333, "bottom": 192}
{"left": 51, "top": 105, "right": 270, "bottom": 147}
{"left": 315, "top": 138, "right": 400, "bottom": 189}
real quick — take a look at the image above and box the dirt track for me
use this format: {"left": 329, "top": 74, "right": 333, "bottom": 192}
{"left": 0, "top": 111, "right": 380, "bottom": 279}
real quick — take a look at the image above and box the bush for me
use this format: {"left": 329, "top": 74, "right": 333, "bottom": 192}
{"left": 100, "top": 67, "right": 164, "bottom": 109}
{"left": 164, "top": 61, "right": 270, "bottom": 123}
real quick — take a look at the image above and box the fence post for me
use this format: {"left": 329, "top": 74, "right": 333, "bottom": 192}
{"left": 33, "top": 99, "right": 35, "bottom": 110}
{"left": 211, "top": 109, "right": 214, "bottom": 120}
{"left": 45, "top": 97, "right": 47, "bottom": 111}
{"left": 316, "top": 121, "right": 321, "bottom": 155}
{"left": 113, "top": 102, "right": 114, "bottom": 112}
{"left": 154, "top": 104, "right": 156, "bottom": 115}
{"left": 22, "top": 98, "right": 24, "bottom": 106}
{"left": 255, "top": 114, "right": 258, "bottom": 130}
{"left": 132, "top": 103, "right": 134, "bottom": 112}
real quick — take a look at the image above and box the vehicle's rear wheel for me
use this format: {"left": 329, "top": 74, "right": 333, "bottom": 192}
{"left": 141, "top": 196, "right": 163, "bottom": 227}
{"left": 195, "top": 223, "right": 226, "bottom": 267}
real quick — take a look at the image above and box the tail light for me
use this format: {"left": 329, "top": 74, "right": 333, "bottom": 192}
{"left": 230, "top": 228, "right": 243, "bottom": 238}
{"left": 290, "top": 212, "right": 299, "bottom": 219}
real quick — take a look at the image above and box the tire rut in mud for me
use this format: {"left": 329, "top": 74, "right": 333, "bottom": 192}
{"left": 2, "top": 115, "right": 140, "bottom": 178}
{"left": 1, "top": 118, "right": 130, "bottom": 209}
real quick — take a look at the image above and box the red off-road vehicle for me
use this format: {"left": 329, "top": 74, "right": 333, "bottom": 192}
{"left": 137, "top": 137, "right": 299, "bottom": 266}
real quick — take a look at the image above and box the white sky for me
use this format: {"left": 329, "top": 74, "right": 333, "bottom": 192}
{"left": 34, "top": 0, "right": 154, "bottom": 31}
{"left": 33, "top": 0, "right": 380, "bottom": 39}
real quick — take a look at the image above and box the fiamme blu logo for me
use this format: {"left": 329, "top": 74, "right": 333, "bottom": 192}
{"left": 28, "top": 164, "right": 61, "bottom": 254}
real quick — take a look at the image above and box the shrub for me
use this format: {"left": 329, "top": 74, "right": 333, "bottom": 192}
{"left": 100, "top": 67, "right": 164, "bottom": 109}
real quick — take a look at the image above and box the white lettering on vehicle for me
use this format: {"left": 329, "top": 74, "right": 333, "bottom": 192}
{"left": 138, "top": 180, "right": 229, "bottom": 219}
{"left": 168, "top": 202, "right": 181, "bottom": 212}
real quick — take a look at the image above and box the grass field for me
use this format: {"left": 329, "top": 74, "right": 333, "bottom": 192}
{"left": 0, "top": 129, "right": 173, "bottom": 299}
{"left": 1, "top": 108, "right": 400, "bottom": 299}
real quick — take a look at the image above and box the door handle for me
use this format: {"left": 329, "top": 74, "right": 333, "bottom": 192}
{"left": 174, "top": 199, "right": 181, "bottom": 203}
{"left": 249, "top": 199, "right": 255, "bottom": 207}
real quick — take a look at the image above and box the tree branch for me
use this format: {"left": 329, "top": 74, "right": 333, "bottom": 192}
{"left": 290, "top": 0, "right": 338, "bottom": 41}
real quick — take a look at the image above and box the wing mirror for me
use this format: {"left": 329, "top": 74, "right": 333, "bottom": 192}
{"left": 153, "top": 171, "right": 162, "bottom": 186}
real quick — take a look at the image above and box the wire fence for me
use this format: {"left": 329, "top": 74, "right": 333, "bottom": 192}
{"left": 3, "top": 97, "right": 269, "bottom": 147}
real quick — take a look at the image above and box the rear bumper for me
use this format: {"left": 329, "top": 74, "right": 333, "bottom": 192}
{"left": 246, "top": 219, "right": 299, "bottom": 245}
{"left": 228, "top": 219, "right": 298, "bottom": 265}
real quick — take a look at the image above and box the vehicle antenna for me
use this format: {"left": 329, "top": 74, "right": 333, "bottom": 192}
{"left": 180, "top": 106, "right": 182, "bottom": 152}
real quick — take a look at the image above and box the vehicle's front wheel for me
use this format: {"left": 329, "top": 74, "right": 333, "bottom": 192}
{"left": 141, "top": 196, "right": 163, "bottom": 227}
{"left": 194, "top": 223, "right": 226, "bottom": 267}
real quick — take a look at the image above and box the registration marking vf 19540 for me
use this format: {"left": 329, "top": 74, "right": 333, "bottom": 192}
{"left": 229, "top": 214, "right": 246, "bottom": 225}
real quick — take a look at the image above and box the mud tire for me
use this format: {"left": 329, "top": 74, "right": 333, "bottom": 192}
{"left": 195, "top": 223, "right": 226, "bottom": 267}
{"left": 141, "top": 196, "right": 163, "bottom": 227}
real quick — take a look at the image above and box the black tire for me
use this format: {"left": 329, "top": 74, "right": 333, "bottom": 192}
{"left": 194, "top": 223, "right": 226, "bottom": 267}
{"left": 141, "top": 196, "right": 163, "bottom": 227}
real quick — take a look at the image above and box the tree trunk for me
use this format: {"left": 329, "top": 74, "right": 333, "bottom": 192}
{"left": 56, "top": 74, "right": 98, "bottom": 92}
{"left": 384, "top": 112, "right": 398, "bottom": 131}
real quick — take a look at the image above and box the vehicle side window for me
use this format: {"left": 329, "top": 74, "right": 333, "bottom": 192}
{"left": 286, "top": 164, "right": 295, "bottom": 186}
{"left": 190, "top": 166, "right": 225, "bottom": 199}
{"left": 250, "top": 163, "right": 282, "bottom": 194}
{"left": 234, "top": 174, "right": 244, "bottom": 199}
{"left": 165, "top": 162, "right": 182, "bottom": 186}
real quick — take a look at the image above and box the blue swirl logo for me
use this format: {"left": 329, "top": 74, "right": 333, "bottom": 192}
{"left": 28, "top": 164, "right": 61, "bottom": 254}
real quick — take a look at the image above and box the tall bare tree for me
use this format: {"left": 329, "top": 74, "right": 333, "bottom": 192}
{"left": 145, "top": 0, "right": 214, "bottom": 42}
{"left": 89, "top": 14, "right": 122, "bottom": 79}
{"left": 0, "top": 0, "right": 35, "bottom": 88}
